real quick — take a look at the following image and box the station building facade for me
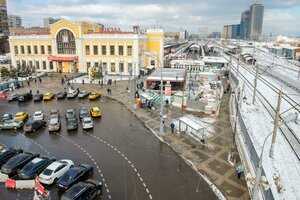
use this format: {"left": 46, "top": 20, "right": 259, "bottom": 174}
{"left": 8, "top": 20, "right": 164, "bottom": 76}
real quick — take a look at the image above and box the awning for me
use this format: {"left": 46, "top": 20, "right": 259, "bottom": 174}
{"left": 48, "top": 56, "right": 78, "bottom": 62}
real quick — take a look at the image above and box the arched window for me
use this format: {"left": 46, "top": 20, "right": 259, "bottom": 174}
{"left": 56, "top": 29, "right": 76, "bottom": 54}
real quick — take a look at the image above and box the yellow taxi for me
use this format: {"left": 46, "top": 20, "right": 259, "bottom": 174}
{"left": 13, "top": 112, "right": 28, "bottom": 121}
{"left": 90, "top": 107, "right": 102, "bottom": 118}
{"left": 43, "top": 93, "right": 55, "bottom": 100}
{"left": 88, "top": 92, "right": 101, "bottom": 100}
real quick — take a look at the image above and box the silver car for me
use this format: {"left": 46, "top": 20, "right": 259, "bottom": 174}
{"left": 48, "top": 118, "right": 61, "bottom": 132}
{"left": 0, "top": 120, "right": 23, "bottom": 130}
{"left": 7, "top": 93, "right": 18, "bottom": 101}
{"left": 50, "top": 109, "right": 60, "bottom": 119}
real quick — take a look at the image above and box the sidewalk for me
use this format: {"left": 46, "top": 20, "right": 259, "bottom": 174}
{"left": 10, "top": 76, "right": 249, "bottom": 200}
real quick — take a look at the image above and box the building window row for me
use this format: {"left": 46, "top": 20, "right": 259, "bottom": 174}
{"left": 85, "top": 45, "right": 132, "bottom": 56}
{"left": 15, "top": 45, "right": 52, "bottom": 55}
{"left": 86, "top": 61, "right": 133, "bottom": 74}
{"left": 16, "top": 60, "right": 53, "bottom": 70}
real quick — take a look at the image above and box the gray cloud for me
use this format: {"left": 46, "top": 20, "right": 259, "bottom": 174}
{"left": 6, "top": 0, "right": 300, "bottom": 36}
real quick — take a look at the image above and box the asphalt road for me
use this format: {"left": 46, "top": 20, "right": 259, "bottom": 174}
{"left": 0, "top": 80, "right": 218, "bottom": 200}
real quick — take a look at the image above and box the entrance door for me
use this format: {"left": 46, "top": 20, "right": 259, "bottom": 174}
{"left": 58, "top": 62, "right": 62, "bottom": 73}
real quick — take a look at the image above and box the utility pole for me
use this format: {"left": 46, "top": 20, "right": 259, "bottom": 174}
{"left": 269, "top": 87, "right": 283, "bottom": 158}
{"left": 252, "top": 46, "right": 255, "bottom": 68}
{"left": 252, "top": 63, "right": 259, "bottom": 104}
{"left": 237, "top": 55, "right": 240, "bottom": 79}
{"left": 228, "top": 56, "right": 232, "bottom": 79}
{"left": 181, "top": 66, "right": 187, "bottom": 111}
{"left": 239, "top": 82, "right": 245, "bottom": 107}
{"left": 129, "top": 65, "right": 132, "bottom": 106}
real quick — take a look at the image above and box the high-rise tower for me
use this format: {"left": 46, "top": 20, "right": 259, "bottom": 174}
{"left": 249, "top": 3, "right": 264, "bottom": 40}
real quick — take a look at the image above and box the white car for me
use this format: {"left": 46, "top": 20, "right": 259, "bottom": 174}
{"left": 82, "top": 117, "right": 93, "bottom": 129}
{"left": 33, "top": 111, "right": 44, "bottom": 121}
{"left": 67, "top": 90, "right": 78, "bottom": 99}
{"left": 38, "top": 159, "right": 74, "bottom": 185}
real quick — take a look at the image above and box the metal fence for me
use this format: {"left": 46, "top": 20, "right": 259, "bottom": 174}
{"left": 231, "top": 73, "right": 275, "bottom": 200}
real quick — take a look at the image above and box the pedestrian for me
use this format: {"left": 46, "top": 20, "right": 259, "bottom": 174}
{"left": 37, "top": 90, "right": 39, "bottom": 94}
{"left": 27, "top": 81, "right": 30, "bottom": 86}
{"left": 109, "top": 88, "right": 112, "bottom": 95}
{"left": 126, "top": 87, "right": 129, "bottom": 92}
{"left": 21, "top": 82, "right": 24, "bottom": 88}
{"left": 107, "top": 88, "right": 109, "bottom": 95}
{"left": 114, "top": 79, "right": 116, "bottom": 85}
{"left": 136, "top": 83, "right": 139, "bottom": 90}
{"left": 35, "top": 78, "right": 37, "bottom": 83}
{"left": 165, "top": 99, "right": 169, "bottom": 106}
{"left": 98, "top": 80, "right": 100, "bottom": 85}
{"left": 236, "top": 164, "right": 244, "bottom": 179}
{"left": 227, "top": 81, "right": 231, "bottom": 93}
{"left": 170, "top": 122, "right": 175, "bottom": 133}
{"left": 29, "top": 89, "right": 32, "bottom": 94}
{"left": 61, "top": 78, "right": 64, "bottom": 85}
{"left": 82, "top": 79, "right": 85, "bottom": 85}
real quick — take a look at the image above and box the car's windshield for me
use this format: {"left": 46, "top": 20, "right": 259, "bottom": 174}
{"left": 15, "top": 114, "right": 23, "bottom": 117}
{"left": 42, "top": 169, "right": 53, "bottom": 176}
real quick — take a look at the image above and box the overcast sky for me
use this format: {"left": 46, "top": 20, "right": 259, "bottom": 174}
{"left": 6, "top": 0, "right": 300, "bottom": 36}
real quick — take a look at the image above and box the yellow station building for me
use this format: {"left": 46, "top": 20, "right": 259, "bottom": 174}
{"left": 8, "top": 20, "right": 164, "bottom": 76}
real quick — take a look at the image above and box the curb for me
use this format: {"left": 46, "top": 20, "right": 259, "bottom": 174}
{"left": 104, "top": 93, "right": 227, "bottom": 200}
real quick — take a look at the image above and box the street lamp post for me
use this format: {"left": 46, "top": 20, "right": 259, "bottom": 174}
{"left": 144, "top": 51, "right": 164, "bottom": 136}
{"left": 252, "top": 112, "right": 298, "bottom": 200}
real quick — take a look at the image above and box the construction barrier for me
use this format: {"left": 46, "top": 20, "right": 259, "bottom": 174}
{"left": 35, "top": 177, "right": 47, "bottom": 196}
{"left": 15, "top": 180, "right": 35, "bottom": 189}
{"left": 0, "top": 172, "right": 9, "bottom": 182}
{"left": 5, "top": 179, "right": 16, "bottom": 188}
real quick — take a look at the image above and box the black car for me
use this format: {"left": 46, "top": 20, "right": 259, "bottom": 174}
{"left": 1, "top": 152, "right": 40, "bottom": 176}
{"left": 61, "top": 179, "right": 102, "bottom": 200}
{"left": 79, "top": 107, "right": 90, "bottom": 121}
{"left": 56, "top": 164, "right": 93, "bottom": 190}
{"left": 57, "top": 91, "right": 67, "bottom": 99}
{"left": 24, "top": 120, "right": 47, "bottom": 133}
{"left": 18, "top": 93, "right": 33, "bottom": 102}
{"left": 18, "top": 156, "right": 56, "bottom": 179}
{"left": 33, "top": 93, "right": 43, "bottom": 102}
{"left": 0, "top": 148, "right": 23, "bottom": 168}
{"left": 67, "top": 118, "right": 78, "bottom": 131}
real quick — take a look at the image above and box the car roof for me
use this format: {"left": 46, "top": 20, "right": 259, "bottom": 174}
{"left": 31, "top": 158, "right": 43, "bottom": 163}
{"left": 49, "top": 118, "right": 59, "bottom": 123}
{"left": 15, "top": 112, "right": 25, "bottom": 115}
{"left": 83, "top": 117, "right": 92, "bottom": 121}
{"left": 66, "top": 109, "right": 75, "bottom": 112}
{"left": 44, "top": 93, "right": 51, "bottom": 95}
{"left": 46, "top": 161, "right": 65, "bottom": 170}
{"left": 34, "top": 111, "right": 43, "bottom": 114}
{"left": 92, "top": 107, "right": 100, "bottom": 111}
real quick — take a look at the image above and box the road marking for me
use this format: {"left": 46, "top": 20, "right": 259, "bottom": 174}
{"left": 85, "top": 132, "right": 153, "bottom": 199}
{"left": 56, "top": 134, "right": 112, "bottom": 198}
{"left": 20, "top": 134, "right": 50, "bottom": 155}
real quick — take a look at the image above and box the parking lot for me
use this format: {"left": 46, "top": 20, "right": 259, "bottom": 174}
{"left": 0, "top": 77, "right": 218, "bottom": 200}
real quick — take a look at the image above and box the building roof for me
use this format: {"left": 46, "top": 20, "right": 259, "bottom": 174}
{"left": 146, "top": 68, "right": 185, "bottom": 81}
{"left": 10, "top": 28, "right": 50, "bottom": 36}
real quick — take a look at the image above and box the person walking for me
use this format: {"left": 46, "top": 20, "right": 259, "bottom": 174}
{"left": 27, "top": 81, "right": 30, "bottom": 86}
{"left": 170, "top": 122, "right": 175, "bottom": 133}
{"left": 236, "top": 164, "right": 244, "bottom": 179}
{"left": 37, "top": 90, "right": 39, "bottom": 94}
{"left": 29, "top": 89, "right": 32, "bottom": 94}
{"left": 107, "top": 88, "right": 109, "bottom": 95}
{"left": 82, "top": 79, "right": 85, "bottom": 85}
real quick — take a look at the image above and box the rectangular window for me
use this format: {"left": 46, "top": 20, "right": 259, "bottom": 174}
{"left": 111, "top": 63, "right": 115, "bottom": 72}
{"left": 101, "top": 45, "right": 106, "bottom": 55}
{"left": 21, "top": 46, "right": 25, "bottom": 54}
{"left": 128, "top": 63, "right": 133, "bottom": 75}
{"left": 93, "top": 45, "right": 98, "bottom": 55}
{"left": 42, "top": 61, "right": 46, "bottom": 70}
{"left": 29, "top": 61, "right": 33, "bottom": 67}
{"left": 50, "top": 61, "right": 53, "bottom": 70}
{"left": 118, "top": 46, "right": 123, "bottom": 55}
{"left": 85, "top": 45, "right": 90, "bottom": 55}
{"left": 48, "top": 45, "right": 52, "bottom": 54}
{"left": 119, "top": 63, "right": 124, "bottom": 73}
{"left": 22, "top": 60, "right": 26, "bottom": 67}
{"left": 94, "top": 62, "right": 99, "bottom": 67}
{"left": 41, "top": 46, "right": 45, "bottom": 54}
{"left": 34, "top": 46, "right": 38, "bottom": 54}
{"left": 27, "top": 46, "right": 31, "bottom": 54}
{"left": 16, "top": 61, "right": 20, "bottom": 68}
{"left": 87, "top": 62, "right": 91, "bottom": 68}
{"left": 102, "top": 62, "right": 107, "bottom": 74}
{"left": 35, "top": 61, "right": 40, "bottom": 69}
{"left": 110, "top": 45, "right": 115, "bottom": 55}
{"left": 127, "top": 46, "right": 132, "bottom": 56}
{"left": 151, "top": 60, "right": 155, "bottom": 65}
{"left": 14, "top": 46, "right": 18, "bottom": 54}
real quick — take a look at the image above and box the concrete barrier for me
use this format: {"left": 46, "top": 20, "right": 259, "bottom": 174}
{"left": 0, "top": 172, "right": 9, "bottom": 182}
{"left": 15, "top": 179, "right": 35, "bottom": 189}
{"left": 5, "top": 179, "right": 16, "bottom": 188}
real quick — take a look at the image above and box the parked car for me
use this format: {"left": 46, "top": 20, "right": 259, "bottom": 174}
{"left": 48, "top": 118, "right": 61, "bottom": 132}
{"left": 24, "top": 120, "right": 47, "bottom": 133}
{"left": 33, "top": 93, "right": 43, "bottom": 102}
{"left": 65, "top": 109, "right": 76, "bottom": 119}
{"left": 82, "top": 117, "right": 93, "bottom": 130}
{"left": 1, "top": 152, "right": 40, "bottom": 176}
{"left": 0, "top": 120, "right": 24, "bottom": 130}
{"left": 43, "top": 93, "right": 55, "bottom": 101}
{"left": 33, "top": 111, "right": 44, "bottom": 121}
{"left": 61, "top": 179, "right": 102, "bottom": 200}
{"left": 50, "top": 109, "right": 60, "bottom": 119}
{"left": 67, "top": 90, "right": 78, "bottom": 99}
{"left": 67, "top": 118, "right": 78, "bottom": 131}
{"left": 13, "top": 112, "right": 28, "bottom": 122}
{"left": 18, "top": 93, "right": 33, "bottom": 102}
{"left": 38, "top": 159, "right": 74, "bottom": 185}
{"left": 78, "top": 91, "right": 90, "bottom": 99}
{"left": 56, "top": 164, "right": 93, "bottom": 190}
{"left": 57, "top": 91, "right": 67, "bottom": 99}
{"left": 79, "top": 107, "right": 90, "bottom": 121}
{"left": 18, "top": 157, "right": 56, "bottom": 180}
{"left": 88, "top": 92, "right": 101, "bottom": 100}
{"left": 2, "top": 113, "right": 13, "bottom": 122}
{"left": 90, "top": 107, "right": 102, "bottom": 118}
{"left": 7, "top": 93, "right": 19, "bottom": 102}
{"left": 0, "top": 148, "right": 23, "bottom": 168}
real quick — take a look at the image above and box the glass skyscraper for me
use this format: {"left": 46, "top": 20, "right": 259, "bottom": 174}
{"left": 249, "top": 3, "right": 264, "bottom": 40}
